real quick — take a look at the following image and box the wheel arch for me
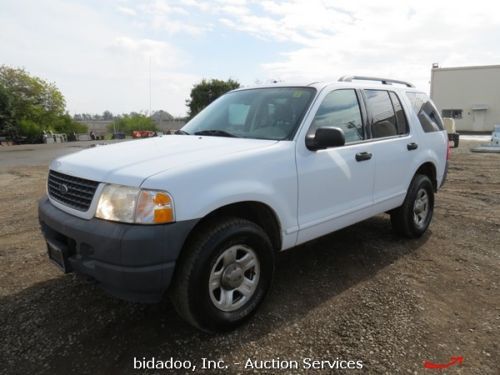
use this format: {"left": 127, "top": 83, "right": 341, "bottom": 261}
{"left": 182, "top": 201, "right": 282, "bottom": 253}
{"left": 414, "top": 162, "right": 437, "bottom": 191}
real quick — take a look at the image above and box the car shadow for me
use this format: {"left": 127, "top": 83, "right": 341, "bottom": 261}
{"left": 0, "top": 215, "right": 430, "bottom": 375}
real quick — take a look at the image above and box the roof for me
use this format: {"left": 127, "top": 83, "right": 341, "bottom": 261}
{"left": 234, "top": 77, "right": 419, "bottom": 92}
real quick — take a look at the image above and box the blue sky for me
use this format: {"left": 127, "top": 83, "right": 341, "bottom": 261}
{"left": 1, "top": 0, "right": 499, "bottom": 116}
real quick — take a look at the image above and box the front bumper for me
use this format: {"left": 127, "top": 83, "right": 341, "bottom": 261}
{"left": 38, "top": 196, "right": 197, "bottom": 303}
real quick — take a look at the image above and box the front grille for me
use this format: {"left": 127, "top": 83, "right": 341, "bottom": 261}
{"left": 48, "top": 170, "right": 99, "bottom": 211}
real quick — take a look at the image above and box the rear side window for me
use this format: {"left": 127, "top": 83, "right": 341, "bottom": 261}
{"left": 389, "top": 92, "right": 409, "bottom": 135}
{"left": 406, "top": 92, "right": 444, "bottom": 132}
{"left": 364, "top": 90, "right": 398, "bottom": 138}
{"left": 309, "top": 89, "right": 364, "bottom": 143}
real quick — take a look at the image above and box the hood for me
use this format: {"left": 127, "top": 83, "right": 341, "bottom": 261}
{"left": 50, "top": 135, "right": 278, "bottom": 186}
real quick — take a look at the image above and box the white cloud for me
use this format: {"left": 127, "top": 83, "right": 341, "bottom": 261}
{"left": 151, "top": 17, "right": 211, "bottom": 36}
{"left": 0, "top": 0, "right": 199, "bottom": 116}
{"left": 215, "top": 0, "right": 500, "bottom": 90}
{"left": 109, "top": 36, "right": 182, "bottom": 68}
{"left": 117, "top": 6, "right": 136, "bottom": 16}
{"left": 2, "top": 0, "right": 499, "bottom": 117}
{"left": 146, "top": 0, "right": 189, "bottom": 16}
{"left": 178, "top": 0, "right": 212, "bottom": 12}
{"left": 138, "top": 0, "right": 209, "bottom": 36}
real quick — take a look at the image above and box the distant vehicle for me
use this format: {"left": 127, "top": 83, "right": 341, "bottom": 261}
{"left": 443, "top": 117, "right": 460, "bottom": 148}
{"left": 111, "top": 132, "right": 126, "bottom": 140}
{"left": 491, "top": 124, "right": 500, "bottom": 145}
{"left": 132, "top": 130, "right": 156, "bottom": 138}
{"left": 76, "top": 134, "right": 92, "bottom": 141}
{"left": 1, "top": 133, "right": 42, "bottom": 144}
{"left": 39, "top": 76, "right": 448, "bottom": 332}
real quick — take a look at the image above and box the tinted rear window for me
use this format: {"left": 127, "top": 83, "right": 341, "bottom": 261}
{"left": 406, "top": 92, "right": 444, "bottom": 132}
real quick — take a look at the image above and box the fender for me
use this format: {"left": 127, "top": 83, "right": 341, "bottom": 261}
{"left": 141, "top": 141, "right": 300, "bottom": 249}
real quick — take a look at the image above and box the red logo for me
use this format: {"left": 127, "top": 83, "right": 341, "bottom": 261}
{"left": 424, "top": 356, "right": 463, "bottom": 369}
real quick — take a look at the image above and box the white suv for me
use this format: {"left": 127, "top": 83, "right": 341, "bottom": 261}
{"left": 39, "top": 76, "right": 448, "bottom": 332}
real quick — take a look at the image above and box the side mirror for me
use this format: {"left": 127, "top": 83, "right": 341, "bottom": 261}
{"left": 305, "top": 127, "right": 345, "bottom": 151}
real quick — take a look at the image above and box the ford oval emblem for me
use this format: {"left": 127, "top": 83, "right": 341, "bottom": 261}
{"left": 59, "top": 183, "right": 69, "bottom": 195}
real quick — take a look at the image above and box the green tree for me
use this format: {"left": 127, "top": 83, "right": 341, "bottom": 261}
{"left": 102, "top": 110, "right": 113, "bottom": 120}
{"left": 186, "top": 78, "right": 240, "bottom": 118}
{"left": 53, "top": 114, "right": 88, "bottom": 135}
{"left": 0, "top": 84, "right": 16, "bottom": 137}
{"left": 0, "top": 65, "right": 82, "bottom": 141}
{"left": 108, "top": 113, "right": 156, "bottom": 135}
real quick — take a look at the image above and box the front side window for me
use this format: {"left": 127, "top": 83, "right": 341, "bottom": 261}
{"left": 364, "top": 90, "right": 398, "bottom": 138}
{"left": 182, "top": 87, "right": 316, "bottom": 140}
{"left": 308, "top": 89, "right": 364, "bottom": 143}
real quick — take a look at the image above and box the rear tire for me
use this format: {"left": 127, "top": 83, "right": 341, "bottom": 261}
{"left": 391, "top": 174, "right": 434, "bottom": 238}
{"left": 170, "top": 217, "right": 275, "bottom": 333}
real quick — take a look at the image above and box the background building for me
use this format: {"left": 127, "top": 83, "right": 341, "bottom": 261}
{"left": 150, "top": 110, "right": 187, "bottom": 132}
{"left": 430, "top": 64, "right": 500, "bottom": 132}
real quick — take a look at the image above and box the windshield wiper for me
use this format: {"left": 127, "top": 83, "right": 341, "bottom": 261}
{"left": 194, "top": 130, "right": 237, "bottom": 138}
{"left": 174, "top": 129, "right": 190, "bottom": 135}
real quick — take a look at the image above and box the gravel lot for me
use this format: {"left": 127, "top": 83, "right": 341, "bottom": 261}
{"left": 0, "top": 140, "right": 498, "bottom": 374}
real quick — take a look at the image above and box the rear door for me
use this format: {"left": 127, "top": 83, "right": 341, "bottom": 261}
{"left": 405, "top": 91, "right": 448, "bottom": 187}
{"left": 362, "top": 89, "right": 417, "bottom": 209}
{"left": 296, "top": 88, "right": 375, "bottom": 244}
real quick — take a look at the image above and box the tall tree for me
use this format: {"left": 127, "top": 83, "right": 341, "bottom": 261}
{"left": 102, "top": 110, "right": 113, "bottom": 120}
{"left": 186, "top": 78, "right": 240, "bottom": 118}
{"left": 0, "top": 65, "right": 77, "bottom": 139}
{"left": 0, "top": 66, "right": 65, "bottom": 123}
{"left": 0, "top": 84, "right": 15, "bottom": 136}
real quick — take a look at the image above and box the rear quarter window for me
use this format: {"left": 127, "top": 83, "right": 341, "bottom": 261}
{"left": 389, "top": 92, "right": 409, "bottom": 135}
{"left": 405, "top": 92, "right": 444, "bottom": 132}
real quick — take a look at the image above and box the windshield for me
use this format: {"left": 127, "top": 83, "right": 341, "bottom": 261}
{"left": 181, "top": 87, "right": 316, "bottom": 140}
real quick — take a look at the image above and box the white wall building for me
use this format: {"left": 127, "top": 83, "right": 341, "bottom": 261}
{"left": 430, "top": 64, "right": 500, "bottom": 132}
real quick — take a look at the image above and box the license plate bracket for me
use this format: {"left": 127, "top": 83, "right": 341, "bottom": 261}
{"left": 47, "top": 240, "right": 72, "bottom": 273}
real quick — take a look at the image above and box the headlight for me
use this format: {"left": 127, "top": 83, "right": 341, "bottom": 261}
{"left": 95, "top": 184, "right": 175, "bottom": 224}
{"left": 95, "top": 185, "right": 138, "bottom": 223}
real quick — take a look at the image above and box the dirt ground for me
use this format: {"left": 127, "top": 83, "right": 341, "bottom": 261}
{"left": 0, "top": 140, "right": 498, "bottom": 374}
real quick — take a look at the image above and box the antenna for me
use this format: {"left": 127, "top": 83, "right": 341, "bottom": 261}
{"left": 148, "top": 56, "right": 152, "bottom": 116}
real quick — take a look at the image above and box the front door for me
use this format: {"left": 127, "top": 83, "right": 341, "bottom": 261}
{"left": 296, "top": 88, "right": 374, "bottom": 244}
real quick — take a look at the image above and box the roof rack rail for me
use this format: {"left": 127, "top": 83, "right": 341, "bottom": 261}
{"left": 338, "top": 75, "right": 415, "bottom": 88}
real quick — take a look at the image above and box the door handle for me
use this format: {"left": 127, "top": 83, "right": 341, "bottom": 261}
{"left": 355, "top": 152, "right": 372, "bottom": 162}
{"left": 407, "top": 142, "right": 418, "bottom": 151}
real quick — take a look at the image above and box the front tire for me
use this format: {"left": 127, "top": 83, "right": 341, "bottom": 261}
{"left": 391, "top": 174, "right": 434, "bottom": 238}
{"left": 171, "top": 217, "right": 275, "bottom": 332}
